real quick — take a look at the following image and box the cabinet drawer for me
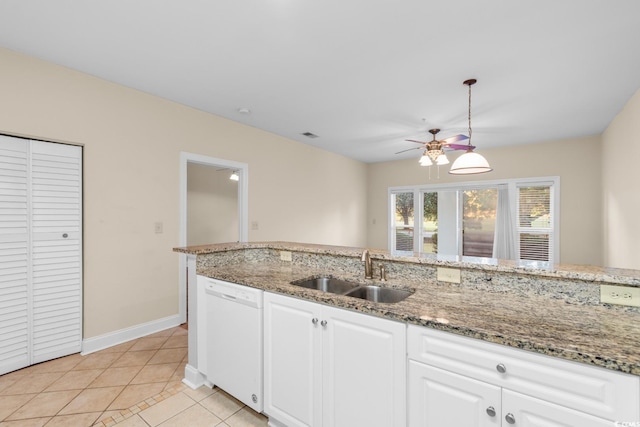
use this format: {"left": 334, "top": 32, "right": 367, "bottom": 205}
{"left": 407, "top": 325, "right": 639, "bottom": 421}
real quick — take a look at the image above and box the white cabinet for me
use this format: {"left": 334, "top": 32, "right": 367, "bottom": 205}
{"left": 264, "top": 292, "right": 406, "bottom": 427}
{"left": 409, "top": 361, "right": 501, "bottom": 426}
{"left": 0, "top": 135, "right": 83, "bottom": 375}
{"left": 407, "top": 325, "right": 639, "bottom": 426}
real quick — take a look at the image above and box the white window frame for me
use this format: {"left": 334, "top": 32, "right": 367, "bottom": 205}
{"left": 515, "top": 180, "right": 559, "bottom": 263}
{"left": 388, "top": 176, "right": 560, "bottom": 263}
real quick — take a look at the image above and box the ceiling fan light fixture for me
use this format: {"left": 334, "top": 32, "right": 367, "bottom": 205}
{"left": 229, "top": 171, "right": 240, "bottom": 181}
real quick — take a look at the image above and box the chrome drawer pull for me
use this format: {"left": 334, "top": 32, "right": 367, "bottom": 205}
{"left": 505, "top": 413, "right": 516, "bottom": 424}
{"left": 496, "top": 363, "right": 507, "bottom": 373}
{"left": 312, "top": 318, "right": 318, "bottom": 325}
{"left": 321, "top": 320, "right": 327, "bottom": 327}
{"left": 486, "top": 406, "right": 496, "bottom": 417}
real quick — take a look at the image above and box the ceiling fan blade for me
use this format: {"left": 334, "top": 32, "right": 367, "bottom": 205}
{"left": 405, "top": 139, "right": 428, "bottom": 144}
{"left": 441, "top": 134, "right": 469, "bottom": 144}
{"left": 395, "top": 146, "right": 425, "bottom": 154}
{"left": 446, "top": 143, "right": 475, "bottom": 151}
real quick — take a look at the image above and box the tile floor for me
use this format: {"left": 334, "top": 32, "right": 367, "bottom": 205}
{"left": 0, "top": 325, "right": 268, "bottom": 427}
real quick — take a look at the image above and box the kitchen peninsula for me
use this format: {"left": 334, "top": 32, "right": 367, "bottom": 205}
{"left": 175, "top": 241, "right": 640, "bottom": 426}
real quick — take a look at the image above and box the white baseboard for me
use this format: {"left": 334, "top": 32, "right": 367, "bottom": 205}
{"left": 81, "top": 314, "right": 182, "bottom": 355}
{"left": 182, "top": 363, "right": 208, "bottom": 390}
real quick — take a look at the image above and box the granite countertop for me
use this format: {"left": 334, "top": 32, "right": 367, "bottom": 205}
{"left": 176, "top": 242, "right": 640, "bottom": 376}
{"left": 175, "top": 241, "right": 640, "bottom": 286}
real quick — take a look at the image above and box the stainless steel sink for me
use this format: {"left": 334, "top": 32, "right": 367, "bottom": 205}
{"left": 291, "top": 276, "right": 360, "bottom": 294}
{"left": 343, "top": 285, "right": 413, "bottom": 304}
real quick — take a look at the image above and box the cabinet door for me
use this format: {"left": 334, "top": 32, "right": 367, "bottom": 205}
{"left": 322, "top": 305, "right": 406, "bottom": 427}
{"left": 264, "top": 293, "right": 322, "bottom": 427}
{"left": 408, "top": 362, "right": 501, "bottom": 427}
{"left": 0, "top": 136, "right": 30, "bottom": 375}
{"left": 503, "top": 390, "right": 613, "bottom": 427}
{"left": 30, "top": 141, "right": 82, "bottom": 363}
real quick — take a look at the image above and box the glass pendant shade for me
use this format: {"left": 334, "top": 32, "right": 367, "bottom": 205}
{"left": 419, "top": 154, "right": 432, "bottom": 166}
{"left": 436, "top": 153, "right": 449, "bottom": 165}
{"left": 449, "top": 151, "right": 492, "bottom": 174}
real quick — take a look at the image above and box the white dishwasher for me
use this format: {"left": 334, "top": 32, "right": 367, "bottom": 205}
{"left": 203, "top": 277, "right": 264, "bottom": 412}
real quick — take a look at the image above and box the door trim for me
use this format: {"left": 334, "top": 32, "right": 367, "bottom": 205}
{"left": 178, "top": 152, "right": 248, "bottom": 323}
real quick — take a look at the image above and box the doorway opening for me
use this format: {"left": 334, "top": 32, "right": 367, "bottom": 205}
{"left": 178, "top": 152, "right": 248, "bottom": 323}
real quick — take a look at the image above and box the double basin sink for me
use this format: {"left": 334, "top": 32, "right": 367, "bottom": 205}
{"left": 290, "top": 276, "right": 413, "bottom": 304}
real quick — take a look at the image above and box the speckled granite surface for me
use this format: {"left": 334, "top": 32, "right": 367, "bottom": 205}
{"left": 174, "top": 242, "right": 640, "bottom": 376}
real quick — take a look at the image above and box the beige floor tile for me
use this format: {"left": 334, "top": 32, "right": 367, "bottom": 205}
{"left": 145, "top": 329, "right": 175, "bottom": 339}
{"left": 181, "top": 385, "right": 216, "bottom": 403}
{"left": 138, "top": 392, "right": 195, "bottom": 426}
{"left": 224, "top": 407, "right": 268, "bottom": 427}
{"left": 158, "top": 402, "right": 222, "bottom": 426}
{"left": 114, "top": 414, "right": 149, "bottom": 427}
{"left": 96, "top": 340, "right": 137, "bottom": 354}
{"left": 170, "top": 327, "right": 188, "bottom": 336}
{"left": 0, "top": 394, "right": 35, "bottom": 421}
{"left": 163, "top": 381, "right": 183, "bottom": 392}
{"left": 58, "top": 386, "right": 123, "bottom": 415}
{"left": 167, "top": 363, "right": 186, "bottom": 383}
{"left": 108, "top": 383, "right": 166, "bottom": 410}
{"left": 160, "top": 336, "right": 187, "bottom": 349}
{"left": 0, "top": 376, "right": 18, "bottom": 395}
{"left": 7, "top": 390, "right": 80, "bottom": 420}
{"left": 0, "top": 417, "right": 50, "bottom": 426}
{"left": 0, "top": 372, "right": 64, "bottom": 395}
{"left": 43, "top": 412, "right": 102, "bottom": 427}
{"left": 73, "top": 352, "right": 122, "bottom": 370}
{"left": 110, "top": 350, "right": 156, "bottom": 368}
{"left": 129, "top": 338, "right": 168, "bottom": 352}
{"left": 200, "top": 390, "right": 243, "bottom": 420}
{"left": 89, "top": 366, "right": 142, "bottom": 388}
{"left": 130, "top": 363, "right": 179, "bottom": 385}
{"left": 26, "top": 354, "right": 84, "bottom": 374}
{"left": 95, "top": 410, "right": 121, "bottom": 424}
{"left": 147, "top": 348, "right": 187, "bottom": 365}
{"left": 44, "top": 369, "right": 104, "bottom": 392}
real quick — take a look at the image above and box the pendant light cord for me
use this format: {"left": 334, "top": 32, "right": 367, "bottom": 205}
{"left": 467, "top": 81, "right": 473, "bottom": 147}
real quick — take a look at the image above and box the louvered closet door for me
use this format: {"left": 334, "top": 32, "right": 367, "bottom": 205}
{"left": 30, "top": 140, "right": 82, "bottom": 363}
{"left": 0, "top": 135, "right": 30, "bottom": 374}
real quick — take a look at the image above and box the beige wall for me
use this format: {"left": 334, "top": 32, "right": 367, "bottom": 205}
{"left": 366, "top": 136, "right": 603, "bottom": 266}
{"left": 0, "top": 47, "right": 368, "bottom": 338}
{"left": 602, "top": 89, "right": 640, "bottom": 269}
{"left": 187, "top": 165, "right": 238, "bottom": 246}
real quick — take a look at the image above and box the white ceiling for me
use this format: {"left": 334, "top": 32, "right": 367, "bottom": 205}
{"left": 1, "top": 1, "right": 639, "bottom": 163}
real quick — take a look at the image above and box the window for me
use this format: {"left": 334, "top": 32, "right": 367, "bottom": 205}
{"left": 388, "top": 177, "right": 559, "bottom": 263}
{"left": 390, "top": 191, "right": 415, "bottom": 253}
{"left": 517, "top": 185, "right": 553, "bottom": 262}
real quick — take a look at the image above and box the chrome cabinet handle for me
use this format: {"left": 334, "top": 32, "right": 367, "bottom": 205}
{"left": 312, "top": 318, "right": 318, "bottom": 325}
{"left": 496, "top": 363, "right": 507, "bottom": 373}
{"left": 62, "top": 233, "right": 68, "bottom": 238}
{"left": 505, "top": 413, "right": 516, "bottom": 424}
{"left": 320, "top": 320, "right": 327, "bottom": 327}
{"left": 486, "top": 406, "right": 496, "bottom": 417}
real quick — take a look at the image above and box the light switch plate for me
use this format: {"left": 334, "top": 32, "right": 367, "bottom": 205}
{"left": 280, "top": 251, "right": 292, "bottom": 262}
{"left": 600, "top": 284, "right": 640, "bottom": 307}
{"left": 437, "top": 267, "right": 461, "bottom": 284}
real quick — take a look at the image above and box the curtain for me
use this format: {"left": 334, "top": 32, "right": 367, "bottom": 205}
{"left": 492, "top": 184, "right": 517, "bottom": 260}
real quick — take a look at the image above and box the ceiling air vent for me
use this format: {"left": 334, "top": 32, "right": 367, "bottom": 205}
{"left": 301, "top": 132, "right": 319, "bottom": 138}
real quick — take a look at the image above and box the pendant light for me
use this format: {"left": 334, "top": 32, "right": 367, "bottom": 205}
{"left": 449, "top": 79, "right": 492, "bottom": 175}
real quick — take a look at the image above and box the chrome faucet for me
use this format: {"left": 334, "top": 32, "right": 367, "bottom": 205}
{"left": 362, "top": 249, "right": 373, "bottom": 279}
